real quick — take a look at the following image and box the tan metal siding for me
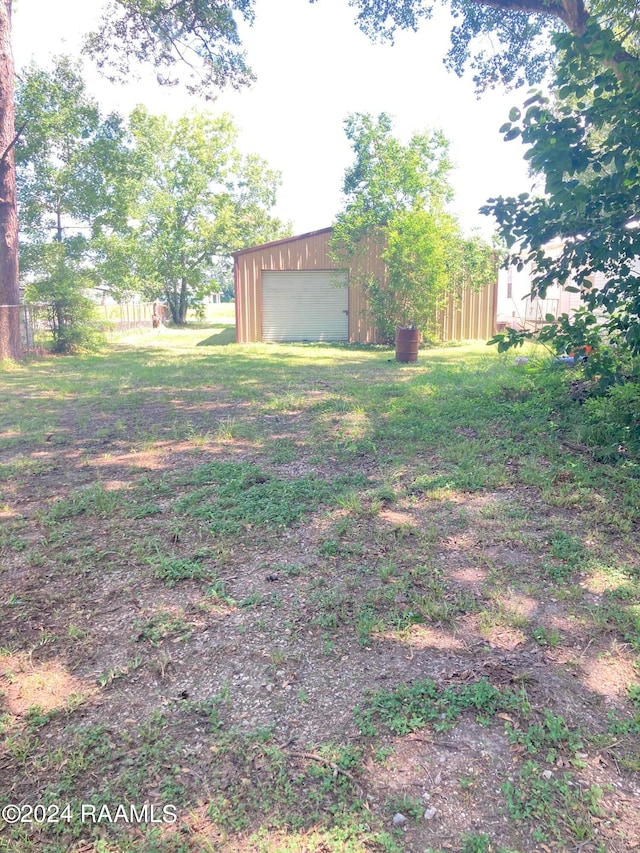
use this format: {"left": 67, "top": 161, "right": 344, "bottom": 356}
{"left": 438, "top": 281, "right": 497, "bottom": 342}
{"left": 234, "top": 228, "right": 496, "bottom": 344}
{"left": 347, "top": 234, "right": 386, "bottom": 344}
{"left": 234, "top": 229, "right": 378, "bottom": 344}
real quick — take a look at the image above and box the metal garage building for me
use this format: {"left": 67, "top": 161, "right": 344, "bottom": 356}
{"left": 233, "top": 227, "right": 497, "bottom": 344}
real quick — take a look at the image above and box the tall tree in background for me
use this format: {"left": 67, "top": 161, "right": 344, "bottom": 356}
{"left": 16, "top": 57, "right": 128, "bottom": 352}
{"left": 105, "top": 107, "right": 288, "bottom": 324}
{"left": 333, "top": 0, "right": 640, "bottom": 360}
{"left": 332, "top": 112, "right": 495, "bottom": 342}
{"left": 326, "top": 0, "right": 640, "bottom": 90}
{"left": 0, "top": 0, "right": 257, "bottom": 359}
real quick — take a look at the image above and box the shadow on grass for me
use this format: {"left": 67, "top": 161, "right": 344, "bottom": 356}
{"left": 197, "top": 327, "right": 236, "bottom": 347}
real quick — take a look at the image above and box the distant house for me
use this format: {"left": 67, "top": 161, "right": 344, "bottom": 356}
{"left": 496, "top": 239, "right": 605, "bottom": 331}
{"left": 233, "top": 227, "right": 498, "bottom": 344}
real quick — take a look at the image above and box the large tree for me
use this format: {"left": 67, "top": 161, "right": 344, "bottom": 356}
{"left": 0, "top": 0, "right": 257, "bottom": 359}
{"left": 15, "top": 57, "right": 128, "bottom": 352}
{"left": 17, "top": 57, "right": 128, "bottom": 241}
{"left": 106, "top": 107, "right": 288, "bottom": 324}
{"left": 333, "top": 0, "right": 640, "bottom": 358}
{"left": 332, "top": 112, "right": 495, "bottom": 342}
{"left": 484, "top": 28, "right": 640, "bottom": 357}
{"left": 325, "top": 0, "right": 640, "bottom": 90}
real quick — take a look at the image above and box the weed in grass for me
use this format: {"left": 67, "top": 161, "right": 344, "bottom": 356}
{"left": 0, "top": 520, "right": 29, "bottom": 555}
{"left": 336, "top": 490, "right": 366, "bottom": 515}
{"left": 459, "top": 834, "right": 491, "bottom": 853}
{"left": 502, "top": 760, "right": 603, "bottom": 844}
{"left": 184, "top": 687, "right": 231, "bottom": 731}
{"left": 532, "top": 625, "right": 562, "bottom": 647}
{"left": 506, "top": 709, "right": 584, "bottom": 764}
{"left": 280, "top": 562, "right": 305, "bottom": 577}
{"left": 136, "top": 473, "right": 174, "bottom": 497}
{"left": 205, "top": 734, "right": 360, "bottom": 835}
{"left": 386, "top": 793, "right": 424, "bottom": 821}
{"left": 478, "top": 604, "right": 529, "bottom": 635}
{"left": 607, "top": 708, "right": 640, "bottom": 736}
{"left": 175, "top": 460, "right": 349, "bottom": 534}
{"left": 269, "top": 438, "right": 299, "bottom": 464}
{"left": 589, "top": 598, "right": 640, "bottom": 651}
{"left": 628, "top": 683, "right": 640, "bottom": 704}
{"left": 215, "top": 417, "right": 256, "bottom": 441}
{"left": 322, "top": 638, "right": 336, "bottom": 656}
{"left": 374, "top": 483, "right": 398, "bottom": 505}
{"left": 183, "top": 421, "right": 213, "bottom": 446}
{"left": 319, "top": 538, "right": 340, "bottom": 557}
{"left": 67, "top": 623, "right": 88, "bottom": 641}
{"left": 127, "top": 500, "right": 163, "bottom": 518}
{"left": 377, "top": 561, "right": 397, "bottom": 582}
{"left": 24, "top": 705, "right": 56, "bottom": 730}
{"left": 45, "top": 481, "right": 122, "bottom": 522}
{"left": 134, "top": 612, "right": 191, "bottom": 646}
{"left": 5, "top": 733, "right": 40, "bottom": 766}
{"left": 355, "top": 677, "right": 522, "bottom": 737}
{"left": 269, "top": 649, "right": 287, "bottom": 668}
{"left": 97, "top": 656, "right": 145, "bottom": 687}
{"left": 311, "top": 588, "right": 352, "bottom": 631}
{"left": 204, "top": 577, "right": 235, "bottom": 606}
{"left": 548, "top": 530, "right": 586, "bottom": 564}
{"left": 239, "top": 591, "right": 266, "bottom": 609}
{"left": 146, "top": 551, "right": 207, "bottom": 586}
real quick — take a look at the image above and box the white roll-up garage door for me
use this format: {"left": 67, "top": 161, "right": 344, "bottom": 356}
{"left": 262, "top": 270, "right": 349, "bottom": 342}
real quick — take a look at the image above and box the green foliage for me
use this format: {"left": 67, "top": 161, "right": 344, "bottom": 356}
{"left": 16, "top": 56, "right": 128, "bottom": 238}
{"left": 374, "top": 208, "right": 462, "bottom": 341}
{"left": 105, "top": 107, "right": 289, "bottom": 323}
{"left": 506, "top": 710, "right": 584, "bottom": 763}
{"left": 485, "top": 22, "right": 640, "bottom": 357}
{"left": 135, "top": 611, "right": 192, "bottom": 644}
{"left": 45, "top": 481, "right": 121, "bottom": 521}
{"left": 174, "top": 460, "right": 353, "bottom": 534}
{"left": 146, "top": 553, "right": 208, "bottom": 587}
{"left": 15, "top": 58, "right": 288, "bottom": 334}
{"left": 332, "top": 112, "right": 495, "bottom": 342}
{"left": 502, "top": 761, "right": 603, "bottom": 843}
{"left": 355, "top": 677, "right": 520, "bottom": 737}
{"left": 581, "top": 380, "right": 640, "bottom": 459}
{"left": 25, "top": 246, "right": 107, "bottom": 353}
{"left": 83, "top": 0, "right": 256, "bottom": 95}
{"left": 16, "top": 57, "right": 125, "bottom": 353}
{"left": 341, "top": 0, "right": 640, "bottom": 93}
{"left": 490, "top": 318, "right": 640, "bottom": 463}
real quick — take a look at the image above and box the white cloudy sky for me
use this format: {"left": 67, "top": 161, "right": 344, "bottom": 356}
{"left": 12, "top": 0, "right": 539, "bottom": 239}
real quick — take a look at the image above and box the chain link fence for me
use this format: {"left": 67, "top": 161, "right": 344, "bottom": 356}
{"left": 2, "top": 302, "right": 161, "bottom": 357}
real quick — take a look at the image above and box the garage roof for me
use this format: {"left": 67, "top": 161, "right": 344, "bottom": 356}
{"left": 231, "top": 227, "right": 332, "bottom": 257}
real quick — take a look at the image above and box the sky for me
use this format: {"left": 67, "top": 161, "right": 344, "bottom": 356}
{"left": 12, "top": 0, "right": 539, "bottom": 241}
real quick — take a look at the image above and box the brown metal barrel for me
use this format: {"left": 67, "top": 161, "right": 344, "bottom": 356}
{"left": 395, "top": 327, "right": 420, "bottom": 363}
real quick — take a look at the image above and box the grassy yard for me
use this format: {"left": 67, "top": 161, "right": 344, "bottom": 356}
{"left": 0, "top": 315, "right": 639, "bottom": 853}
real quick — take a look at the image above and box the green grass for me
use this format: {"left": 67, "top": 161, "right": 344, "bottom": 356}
{"left": 354, "top": 677, "right": 524, "bottom": 737}
{"left": 1, "top": 325, "right": 640, "bottom": 852}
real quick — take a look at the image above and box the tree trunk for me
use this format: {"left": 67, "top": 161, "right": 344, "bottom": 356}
{"left": 0, "top": 0, "right": 20, "bottom": 360}
{"left": 179, "top": 274, "right": 188, "bottom": 324}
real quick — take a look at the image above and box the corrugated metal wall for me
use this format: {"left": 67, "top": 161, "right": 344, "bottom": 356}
{"left": 437, "top": 282, "right": 498, "bottom": 342}
{"left": 234, "top": 228, "right": 496, "bottom": 344}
